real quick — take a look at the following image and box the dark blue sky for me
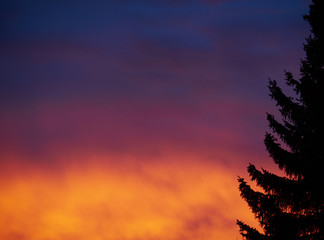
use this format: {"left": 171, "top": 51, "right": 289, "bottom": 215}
{"left": 0, "top": 0, "right": 310, "bottom": 167}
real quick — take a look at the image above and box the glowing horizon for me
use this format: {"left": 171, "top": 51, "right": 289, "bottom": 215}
{"left": 0, "top": 153, "right": 262, "bottom": 240}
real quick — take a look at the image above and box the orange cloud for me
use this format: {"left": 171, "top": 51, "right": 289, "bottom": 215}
{"left": 0, "top": 154, "right": 259, "bottom": 240}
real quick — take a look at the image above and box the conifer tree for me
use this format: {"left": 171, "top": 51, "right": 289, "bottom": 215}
{"left": 237, "top": 1, "right": 324, "bottom": 239}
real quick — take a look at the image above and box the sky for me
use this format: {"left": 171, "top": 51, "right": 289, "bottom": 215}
{"left": 0, "top": 0, "right": 310, "bottom": 239}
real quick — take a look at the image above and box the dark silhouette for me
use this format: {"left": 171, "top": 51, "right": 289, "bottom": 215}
{"left": 237, "top": 1, "right": 324, "bottom": 239}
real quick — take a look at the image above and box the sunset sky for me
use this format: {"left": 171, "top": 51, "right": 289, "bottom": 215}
{"left": 0, "top": 0, "right": 310, "bottom": 239}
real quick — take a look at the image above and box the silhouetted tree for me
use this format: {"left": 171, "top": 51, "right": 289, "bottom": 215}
{"left": 237, "top": 1, "right": 324, "bottom": 239}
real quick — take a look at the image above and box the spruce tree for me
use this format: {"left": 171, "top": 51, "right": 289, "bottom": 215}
{"left": 237, "top": 1, "right": 324, "bottom": 239}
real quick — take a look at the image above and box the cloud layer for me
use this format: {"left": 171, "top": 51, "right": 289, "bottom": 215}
{"left": 0, "top": 158, "right": 259, "bottom": 240}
